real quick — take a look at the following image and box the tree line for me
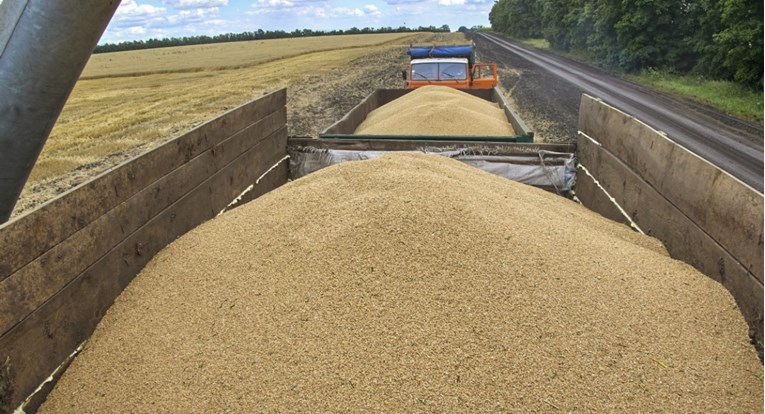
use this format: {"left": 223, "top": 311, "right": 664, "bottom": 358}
{"left": 94, "top": 25, "right": 451, "bottom": 54}
{"left": 489, "top": 0, "right": 763, "bottom": 90}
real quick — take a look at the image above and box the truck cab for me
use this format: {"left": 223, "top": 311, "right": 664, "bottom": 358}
{"left": 404, "top": 44, "right": 498, "bottom": 90}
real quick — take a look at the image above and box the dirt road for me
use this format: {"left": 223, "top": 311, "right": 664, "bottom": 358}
{"left": 473, "top": 32, "right": 764, "bottom": 192}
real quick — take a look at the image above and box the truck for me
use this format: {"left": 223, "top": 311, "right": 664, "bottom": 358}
{"left": 403, "top": 44, "right": 498, "bottom": 89}
{"left": 289, "top": 85, "right": 576, "bottom": 194}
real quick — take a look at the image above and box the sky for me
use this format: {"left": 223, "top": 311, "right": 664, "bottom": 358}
{"left": 99, "top": 0, "right": 493, "bottom": 44}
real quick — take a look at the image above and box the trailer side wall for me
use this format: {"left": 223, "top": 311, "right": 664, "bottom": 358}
{"left": 576, "top": 94, "right": 763, "bottom": 355}
{"left": 0, "top": 89, "right": 289, "bottom": 414}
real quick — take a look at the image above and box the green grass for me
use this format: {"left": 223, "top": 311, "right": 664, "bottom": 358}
{"left": 628, "top": 70, "right": 763, "bottom": 123}
{"left": 517, "top": 38, "right": 550, "bottom": 49}
{"left": 515, "top": 38, "right": 593, "bottom": 63}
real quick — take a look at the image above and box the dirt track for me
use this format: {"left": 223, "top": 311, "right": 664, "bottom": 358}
{"left": 470, "top": 36, "right": 579, "bottom": 144}
{"left": 472, "top": 32, "right": 764, "bottom": 191}
{"left": 287, "top": 46, "right": 406, "bottom": 138}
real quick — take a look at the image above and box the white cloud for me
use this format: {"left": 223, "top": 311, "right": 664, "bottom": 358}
{"left": 251, "top": 0, "right": 332, "bottom": 12}
{"left": 114, "top": 0, "right": 166, "bottom": 21}
{"left": 204, "top": 19, "right": 228, "bottom": 26}
{"left": 105, "top": 0, "right": 165, "bottom": 39}
{"left": 438, "top": 0, "right": 465, "bottom": 5}
{"left": 383, "top": 0, "right": 424, "bottom": 4}
{"left": 364, "top": 4, "right": 382, "bottom": 17}
{"left": 252, "top": 0, "right": 327, "bottom": 9}
{"left": 163, "top": 0, "right": 229, "bottom": 9}
{"left": 332, "top": 7, "right": 364, "bottom": 17}
{"left": 102, "top": 0, "right": 231, "bottom": 42}
{"left": 393, "top": 4, "right": 425, "bottom": 16}
{"left": 256, "top": 0, "right": 295, "bottom": 8}
{"left": 167, "top": 7, "right": 221, "bottom": 25}
{"left": 250, "top": 0, "right": 331, "bottom": 19}
{"left": 126, "top": 26, "right": 148, "bottom": 35}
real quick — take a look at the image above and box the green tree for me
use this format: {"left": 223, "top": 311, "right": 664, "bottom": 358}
{"left": 489, "top": 0, "right": 762, "bottom": 89}
{"left": 490, "top": 0, "right": 543, "bottom": 38}
{"left": 541, "top": 0, "right": 573, "bottom": 50}
{"left": 541, "top": 0, "right": 594, "bottom": 51}
{"left": 612, "top": 0, "right": 689, "bottom": 71}
{"left": 489, "top": 0, "right": 512, "bottom": 34}
{"left": 588, "top": 0, "right": 622, "bottom": 68}
{"left": 714, "top": 0, "right": 763, "bottom": 88}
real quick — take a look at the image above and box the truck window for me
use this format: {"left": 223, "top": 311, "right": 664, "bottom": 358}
{"left": 439, "top": 63, "right": 467, "bottom": 80}
{"left": 474, "top": 65, "right": 493, "bottom": 79}
{"left": 412, "top": 63, "right": 438, "bottom": 80}
{"left": 411, "top": 63, "right": 438, "bottom": 80}
{"left": 412, "top": 62, "right": 467, "bottom": 81}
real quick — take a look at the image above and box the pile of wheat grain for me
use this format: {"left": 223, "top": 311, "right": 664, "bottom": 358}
{"left": 39, "top": 153, "right": 762, "bottom": 413}
{"left": 354, "top": 85, "right": 516, "bottom": 136}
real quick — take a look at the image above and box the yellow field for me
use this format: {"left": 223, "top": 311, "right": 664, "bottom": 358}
{"left": 15, "top": 32, "right": 466, "bottom": 215}
{"left": 82, "top": 33, "right": 417, "bottom": 78}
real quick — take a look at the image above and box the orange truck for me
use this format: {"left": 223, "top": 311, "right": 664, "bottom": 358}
{"left": 403, "top": 44, "right": 498, "bottom": 89}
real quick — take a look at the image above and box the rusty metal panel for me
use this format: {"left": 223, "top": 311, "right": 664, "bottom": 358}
{"left": 579, "top": 94, "right": 763, "bottom": 283}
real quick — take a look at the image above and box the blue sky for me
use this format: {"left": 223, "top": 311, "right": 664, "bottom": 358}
{"left": 100, "top": 0, "right": 493, "bottom": 44}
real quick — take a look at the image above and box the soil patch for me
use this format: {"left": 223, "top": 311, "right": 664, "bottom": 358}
{"left": 470, "top": 34, "right": 582, "bottom": 144}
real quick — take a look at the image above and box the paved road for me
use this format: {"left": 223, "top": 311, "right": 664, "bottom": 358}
{"left": 476, "top": 33, "right": 764, "bottom": 192}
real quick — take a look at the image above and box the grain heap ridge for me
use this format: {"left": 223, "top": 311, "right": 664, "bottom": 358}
{"left": 355, "top": 85, "right": 516, "bottom": 137}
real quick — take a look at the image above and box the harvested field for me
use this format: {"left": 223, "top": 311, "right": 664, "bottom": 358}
{"left": 39, "top": 154, "right": 763, "bottom": 413}
{"left": 12, "top": 32, "right": 465, "bottom": 217}
{"left": 355, "top": 85, "right": 516, "bottom": 136}
{"left": 81, "top": 33, "right": 416, "bottom": 79}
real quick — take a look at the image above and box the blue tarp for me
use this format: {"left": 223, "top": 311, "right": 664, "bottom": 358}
{"left": 407, "top": 45, "right": 474, "bottom": 59}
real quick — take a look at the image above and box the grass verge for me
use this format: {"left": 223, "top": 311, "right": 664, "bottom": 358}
{"left": 517, "top": 38, "right": 550, "bottom": 49}
{"left": 513, "top": 37, "right": 763, "bottom": 124}
{"left": 628, "top": 70, "right": 763, "bottom": 123}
